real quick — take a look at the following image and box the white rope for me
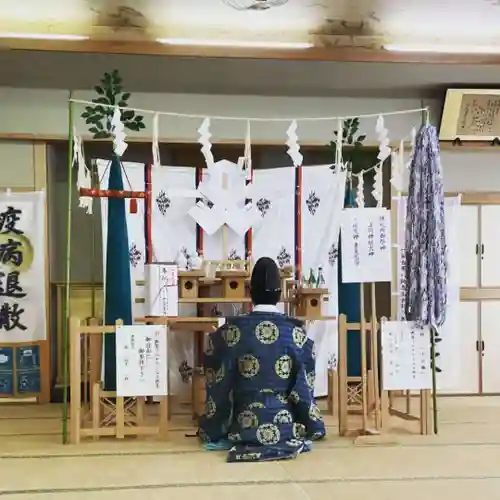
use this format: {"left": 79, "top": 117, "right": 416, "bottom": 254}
{"left": 70, "top": 98, "right": 428, "bottom": 123}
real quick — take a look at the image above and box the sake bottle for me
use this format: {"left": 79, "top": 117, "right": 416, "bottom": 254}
{"left": 317, "top": 266, "right": 326, "bottom": 287}
{"left": 308, "top": 268, "right": 317, "bottom": 288}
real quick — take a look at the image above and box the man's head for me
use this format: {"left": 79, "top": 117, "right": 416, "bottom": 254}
{"left": 250, "top": 257, "right": 282, "bottom": 305}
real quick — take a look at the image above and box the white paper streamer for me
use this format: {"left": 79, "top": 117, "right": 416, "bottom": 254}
{"left": 73, "top": 131, "right": 93, "bottom": 214}
{"left": 390, "top": 139, "right": 406, "bottom": 193}
{"left": 198, "top": 117, "right": 215, "bottom": 167}
{"left": 355, "top": 172, "right": 365, "bottom": 208}
{"left": 286, "top": 120, "right": 303, "bottom": 167}
{"left": 335, "top": 118, "right": 344, "bottom": 171}
{"left": 111, "top": 106, "right": 128, "bottom": 157}
{"left": 372, "top": 164, "right": 383, "bottom": 207}
{"left": 152, "top": 113, "right": 161, "bottom": 167}
{"left": 406, "top": 126, "right": 417, "bottom": 171}
{"left": 237, "top": 120, "right": 252, "bottom": 180}
{"left": 376, "top": 115, "right": 391, "bottom": 162}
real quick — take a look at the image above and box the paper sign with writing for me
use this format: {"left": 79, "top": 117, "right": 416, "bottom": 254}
{"left": 145, "top": 263, "right": 179, "bottom": 317}
{"left": 381, "top": 320, "right": 432, "bottom": 391}
{"left": 116, "top": 324, "right": 168, "bottom": 397}
{"left": 0, "top": 191, "right": 47, "bottom": 342}
{"left": 340, "top": 207, "right": 392, "bottom": 283}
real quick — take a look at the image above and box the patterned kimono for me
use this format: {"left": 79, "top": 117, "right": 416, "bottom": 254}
{"left": 199, "top": 310, "right": 326, "bottom": 462}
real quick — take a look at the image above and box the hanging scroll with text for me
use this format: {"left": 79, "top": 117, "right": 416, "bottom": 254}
{"left": 116, "top": 324, "right": 168, "bottom": 397}
{"left": 0, "top": 191, "right": 46, "bottom": 343}
{"left": 340, "top": 207, "right": 392, "bottom": 283}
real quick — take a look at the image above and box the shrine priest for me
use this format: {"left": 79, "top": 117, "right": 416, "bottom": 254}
{"left": 199, "top": 257, "right": 326, "bottom": 462}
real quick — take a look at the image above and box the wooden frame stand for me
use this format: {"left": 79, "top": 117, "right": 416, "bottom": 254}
{"left": 69, "top": 318, "right": 169, "bottom": 444}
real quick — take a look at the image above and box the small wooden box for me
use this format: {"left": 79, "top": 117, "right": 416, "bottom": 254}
{"left": 296, "top": 288, "right": 328, "bottom": 318}
{"left": 216, "top": 270, "right": 249, "bottom": 299}
{"left": 178, "top": 270, "right": 205, "bottom": 299}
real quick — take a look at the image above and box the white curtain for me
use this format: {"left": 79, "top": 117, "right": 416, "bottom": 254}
{"left": 97, "top": 159, "right": 146, "bottom": 321}
{"left": 252, "top": 166, "right": 296, "bottom": 313}
{"left": 151, "top": 166, "right": 197, "bottom": 397}
{"left": 301, "top": 166, "right": 347, "bottom": 396}
{"left": 396, "top": 195, "right": 461, "bottom": 391}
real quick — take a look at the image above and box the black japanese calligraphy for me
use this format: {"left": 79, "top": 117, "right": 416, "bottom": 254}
{"left": 0, "top": 239, "right": 23, "bottom": 267}
{"left": 0, "top": 271, "right": 26, "bottom": 298}
{"left": 0, "top": 303, "right": 26, "bottom": 331}
{"left": 0, "top": 207, "right": 23, "bottom": 235}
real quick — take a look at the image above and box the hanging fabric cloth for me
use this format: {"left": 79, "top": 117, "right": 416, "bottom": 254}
{"left": 403, "top": 123, "right": 447, "bottom": 435}
{"left": 103, "top": 156, "right": 133, "bottom": 391}
{"left": 403, "top": 124, "right": 447, "bottom": 329}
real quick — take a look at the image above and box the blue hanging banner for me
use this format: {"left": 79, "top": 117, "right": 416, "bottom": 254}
{"left": 103, "top": 155, "right": 133, "bottom": 391}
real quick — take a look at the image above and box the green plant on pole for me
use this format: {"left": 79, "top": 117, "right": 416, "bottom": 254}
{"left": 81, "top": 69, "right": 146, "bottom": 138}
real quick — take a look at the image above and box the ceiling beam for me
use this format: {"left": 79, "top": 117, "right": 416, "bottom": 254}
{"left": 3, "top": 39, "right": 500, "bottom": 65}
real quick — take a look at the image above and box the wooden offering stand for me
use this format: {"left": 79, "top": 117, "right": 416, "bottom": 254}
{"left": 178, "top": 270, "right": 205, "bottom": 299}
{"left": 296, "top": 288, "right": 329, "bottom": 319}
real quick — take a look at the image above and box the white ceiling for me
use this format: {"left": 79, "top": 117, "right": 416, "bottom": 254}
{"left": 2, "top": 0, "right": 500, "bottom": 46}
{"left": 2, "top": 50, "right": 500, "bottom": 98}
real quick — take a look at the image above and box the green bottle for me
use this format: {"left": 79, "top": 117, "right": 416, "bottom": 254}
{"left": 308, "top": 268, "right": 317, "bottom": 288}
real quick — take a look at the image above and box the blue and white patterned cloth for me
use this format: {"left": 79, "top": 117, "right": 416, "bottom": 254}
{"left": 404, "top": 124, "right": 447, "bottom": 328}
{"left": 198, "top": 311, "right": 326, "bottom": 462}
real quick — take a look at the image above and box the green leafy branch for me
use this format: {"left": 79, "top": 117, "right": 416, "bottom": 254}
{"left": 81, "top": 69, "right": 146, "bottom": 139}
{"left": 328, "top": 117, "right": 366, "bottom": 171}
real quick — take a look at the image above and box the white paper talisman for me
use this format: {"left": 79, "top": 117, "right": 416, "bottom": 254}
{"left": 381, "top": 320, "right": 432, "bottom": 391}
{"left": 145, "top": 263, "right": 179, "bottom": 317}
{"left": 116, "top": 324, "right": 168, "bottom": 397}
{"left": 340, "top": 207, "right": 392, "bottom": 283}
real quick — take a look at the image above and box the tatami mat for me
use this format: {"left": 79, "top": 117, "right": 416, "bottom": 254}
{"left": 0, "top": 397, "right": 499, "bottom": 498}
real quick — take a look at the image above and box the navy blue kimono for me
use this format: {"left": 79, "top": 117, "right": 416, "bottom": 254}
{"left": 199, "top": 311, "right": 326, "bottom": 462}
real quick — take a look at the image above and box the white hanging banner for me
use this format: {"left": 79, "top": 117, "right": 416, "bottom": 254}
{"left": 0, "top": 191, "right": 47, "bottom": 342}
{"left": 145, "top": 263, "right": 179, "bottom": 317}
{"left": 381, "top": 320, "right": 432, "bottom": 391}
{"left": 116, "top": 324, "right": 168, "bottom": 397}
{"left": 340, "top": 207, "right": 392, "bottom": 283}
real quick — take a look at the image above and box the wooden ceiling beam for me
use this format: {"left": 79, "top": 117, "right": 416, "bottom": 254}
{"left": 3, "top": 38, "right": 500, "bottom": 65}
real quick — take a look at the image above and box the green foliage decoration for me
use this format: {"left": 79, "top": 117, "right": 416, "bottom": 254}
{"left": 329, "top": 117, "right": 366, "bottom": 171}
{"left": 81, "top": 69, "right": 146, "bottom": 139}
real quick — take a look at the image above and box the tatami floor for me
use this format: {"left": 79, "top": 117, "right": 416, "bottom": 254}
{"left": 0, "top": 397, "right": 500, "bottom": 499}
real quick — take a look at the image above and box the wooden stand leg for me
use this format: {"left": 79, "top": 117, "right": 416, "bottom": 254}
{"left": 367, "top": 369, "right": 375, "bottom": 412}
{"left": 359, "top": 286, "right": 369, "bottom": 432}
{"left": 159, "top": 396, "right": 169, "bottom": 440}
{"left": 69, "top": 318, "right": 81, "bottom": 445}
{"left": 91, "top": 382, "right": 100, "bottom": 441}
{"left": 370, "top": 284, "right": 381, "bottom": 430}
{"left": 380, "top": 390, "right": 390, "bottom": 431}
{"left": 338, "top": 315, "right": 348, "bottom": 436}
{"left": 116, "top": 397, "right": 125, "bottom": 439}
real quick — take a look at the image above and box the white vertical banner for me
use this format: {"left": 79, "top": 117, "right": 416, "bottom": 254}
{"left": 98, "top": 160, "right": 146, "bottom": 320}
{"left": 252, "top": 167, "right": 295, "bottom": 268}
{"left": 0, "top": 191, "right": 47, "bottom": 342}
{"left": 151, "top": 166, "right": 197, "bottom": 398}
{"left": 396, "top": 195, "right": 461, "bottom": 391}
{"left": 252, "top": 167, "right": 295, "bottom": 312}
{"left": 301, "top": 166, "right": 346, "bottom": 396}
{"left": 116, "top": 324, "right": 168, "bottom": 397}
{"left": 151, "top": 166, "right": 197, "bottom": 262}
{"left": 340, "top": 207, "right": 392, "bottom": 283}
